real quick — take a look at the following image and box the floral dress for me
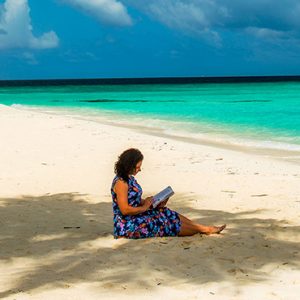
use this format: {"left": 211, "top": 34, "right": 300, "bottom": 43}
{"left": 111, "top": 175, "right": 181, "bottom": 239}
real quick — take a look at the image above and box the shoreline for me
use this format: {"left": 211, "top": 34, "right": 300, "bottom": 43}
{"left": 9, "top": 104, "right": 300, "bottom": 164}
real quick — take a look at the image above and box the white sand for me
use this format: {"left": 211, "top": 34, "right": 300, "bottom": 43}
{"left": 0, "top": 104, "right": 299, "bottom": 300}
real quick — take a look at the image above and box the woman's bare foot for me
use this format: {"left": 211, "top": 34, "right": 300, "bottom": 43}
{"left": 204, "top": 224, "right": 226, "bottom": 235}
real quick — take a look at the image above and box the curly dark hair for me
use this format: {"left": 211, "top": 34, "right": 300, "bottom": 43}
{"left": 114, "top": 148, "right": 144, "bottom": 182}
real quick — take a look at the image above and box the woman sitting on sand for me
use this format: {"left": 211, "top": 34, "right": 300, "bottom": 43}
{"left": 111, "top": 148, "right": 226, "bottom": 239}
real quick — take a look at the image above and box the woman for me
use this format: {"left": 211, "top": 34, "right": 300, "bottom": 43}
{"left": 111, "top": 148, "right": 226, "bottom": 239}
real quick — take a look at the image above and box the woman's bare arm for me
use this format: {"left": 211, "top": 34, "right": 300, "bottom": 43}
{"left": 114, "top": 180, "right": 152, "bottom": 216}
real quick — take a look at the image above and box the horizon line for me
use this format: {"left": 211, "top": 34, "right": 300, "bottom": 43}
{"left": 1, "top": 75, "right": 300, "bottom": 87}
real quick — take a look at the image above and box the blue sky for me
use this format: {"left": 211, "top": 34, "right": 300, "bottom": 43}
{"left": 1, "top": 0, "right": 300, "bottom": 80}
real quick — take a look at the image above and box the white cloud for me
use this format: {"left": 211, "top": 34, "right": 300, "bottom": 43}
{"left": 246, "top": 27, "right": 286, "bottom": 40}
{"left": 124, "top": 0, "right": 300, "bottom": 46}
{"left": 0, "top": 0, "right": 59, "bottom": 50}
{"left": 123, "top": 0, "right": 228, "bottom": 46}
{"left": 62, "top": 0, "right": 132, "bottom": 26}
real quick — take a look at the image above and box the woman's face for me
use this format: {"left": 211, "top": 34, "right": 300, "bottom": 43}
{"left": 132, "top": 160, "right": 143, "bottom": 176}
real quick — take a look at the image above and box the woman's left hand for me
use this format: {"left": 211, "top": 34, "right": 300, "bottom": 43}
{"left": 157, "top": 198, "right": 169, "bottom": 208}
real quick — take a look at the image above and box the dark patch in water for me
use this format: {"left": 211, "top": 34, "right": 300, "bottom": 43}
{"left": 78, "top": 99, "right": 183, "bottom": 103}
{"left": 228, "top": 100, "right": 272, "bottom": 103}
{"left": 79, "top": 99, "right": 147, "bottom": 103}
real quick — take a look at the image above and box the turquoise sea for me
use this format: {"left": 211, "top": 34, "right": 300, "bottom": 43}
{"left": 1, "top": 80, "right": 300, "bottom": 151}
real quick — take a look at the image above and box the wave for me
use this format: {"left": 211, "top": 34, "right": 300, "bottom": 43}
{"left": 11, "top": 104, "right": 27, "bottom": 109}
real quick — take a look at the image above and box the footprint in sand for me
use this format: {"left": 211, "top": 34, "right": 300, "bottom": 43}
{"left": 218, "top": 257, "right": 235, "bottom": 263}
{"left": 227, "top": 268, "right": 246, "bottom": 275}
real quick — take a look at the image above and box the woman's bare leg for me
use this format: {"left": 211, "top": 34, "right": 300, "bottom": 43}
{"left": 178, "top": 213, "right": 226, "bottom": 236}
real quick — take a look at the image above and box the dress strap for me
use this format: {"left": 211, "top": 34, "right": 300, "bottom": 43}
{"left": 111, "top": 176, "right": 120, "bottom": 191}
{"left": 111, "top": 175, "right": 130, "bottom": 191}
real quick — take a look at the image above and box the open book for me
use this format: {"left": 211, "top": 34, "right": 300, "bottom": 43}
{"left": 152, "top": 186, "right": 174, "bottom": 208}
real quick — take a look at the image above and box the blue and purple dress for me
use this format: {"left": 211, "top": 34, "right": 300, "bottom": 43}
{"left": 111, "top": 175, "right": 181, "bottom": 239}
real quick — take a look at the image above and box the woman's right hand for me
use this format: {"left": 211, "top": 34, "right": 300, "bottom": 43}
{"left": 142, "top": 197, "right": 153, "bottom": 211}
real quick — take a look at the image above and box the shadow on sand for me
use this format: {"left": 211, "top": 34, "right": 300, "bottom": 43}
{"left": 0, "top": 193, "right": 299, "bottom": 297}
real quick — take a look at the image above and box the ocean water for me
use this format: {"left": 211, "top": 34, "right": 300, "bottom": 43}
{"left": 1, "top": 81, "right": 300, "bottom": 151}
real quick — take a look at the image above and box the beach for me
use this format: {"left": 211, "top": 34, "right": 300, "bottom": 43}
{"left": 0, "top": 103, "right": 300, "bottom": 299}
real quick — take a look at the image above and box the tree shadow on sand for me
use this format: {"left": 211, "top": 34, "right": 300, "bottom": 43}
{"left": 0, "top": 193, "right": 299, "bottom": 297}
